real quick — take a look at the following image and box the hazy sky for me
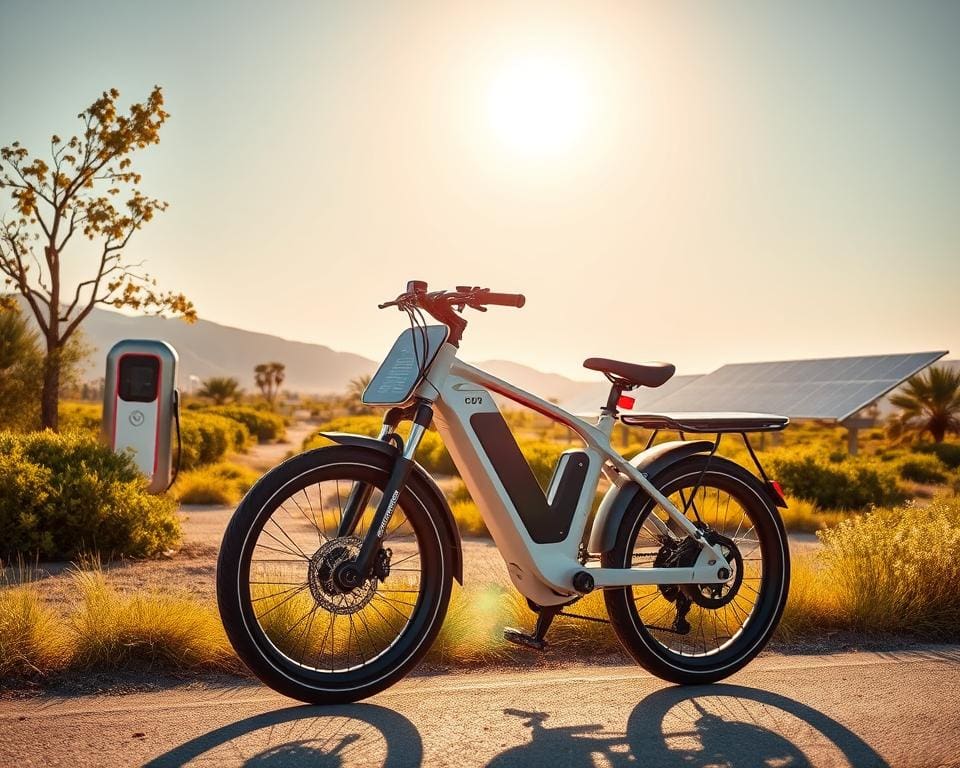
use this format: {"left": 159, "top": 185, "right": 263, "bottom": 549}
{"left": 2, "top": 0, "right": 958, "bottom": 379}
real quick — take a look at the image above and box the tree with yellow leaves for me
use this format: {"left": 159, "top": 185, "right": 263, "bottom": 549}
{"left": 0, "top": 87, "right": 194, "bottom": 429}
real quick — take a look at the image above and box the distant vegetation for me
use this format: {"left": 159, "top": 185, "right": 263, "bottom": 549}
{"left": 197, "top": 376, "right": 242, "bottom": 405}
{"left": 254, "top": 362, "right": 285, "bottom": 408}
{"left": 0, "top": 86, "right": 194, "bottom": 430}
{"left": 888, "top": 365, "right": 960, "bottom": 443}
{"left": 0, "top": 306, "right": 87, "bottom": 432}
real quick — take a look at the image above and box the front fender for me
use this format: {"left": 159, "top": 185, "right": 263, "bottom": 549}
{"left": 587, "top": 440, "right": 715, "bottom": 554}
{"left": 320, "top": 432, "right": 463, "bottom": 584}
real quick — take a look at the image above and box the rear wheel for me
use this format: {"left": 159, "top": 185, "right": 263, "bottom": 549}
{"left": 217, "top": 445, "right": 453, "bottom": 704}
{"left": 603, "top": 455, "right": 789, "bottom": 684}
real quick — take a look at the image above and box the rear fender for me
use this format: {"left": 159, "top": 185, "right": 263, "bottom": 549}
{"left": 587, "top": 440, "right": 715, "bottom": 554}
{"left": 320, "top": 432, "right": 464, "bottom": 583}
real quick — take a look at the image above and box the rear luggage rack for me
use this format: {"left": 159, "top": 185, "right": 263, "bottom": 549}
{"left": 619, "top": 411, "right": 790, "bottom": 510}
{"left": 619, "top": 411, "right": 789, "bottom": 433}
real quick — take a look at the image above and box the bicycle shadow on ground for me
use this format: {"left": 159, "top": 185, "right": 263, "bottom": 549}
{"left": 142, "top": 703, "right": 422, "bottom": 768}
{"left": 487, "top": 684, "right": 889, "bottom": 768}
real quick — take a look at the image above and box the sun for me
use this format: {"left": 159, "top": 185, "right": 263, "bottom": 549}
{"left": 486, "top": 54, "right": 590, "bottom": 157}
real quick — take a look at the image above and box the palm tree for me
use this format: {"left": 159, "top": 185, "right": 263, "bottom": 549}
{"left": 888, "top": 365, "right": 960, "bottom": 443}
{"left": 254, "top": 362, "right": 286, "bottom": 407}
{"left": 198, "top": 376, "right": 241, "bottom": 405}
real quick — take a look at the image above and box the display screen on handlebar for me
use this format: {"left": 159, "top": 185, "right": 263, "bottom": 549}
{"left": 362, "top": 324, "right": 450, "bottom": 405}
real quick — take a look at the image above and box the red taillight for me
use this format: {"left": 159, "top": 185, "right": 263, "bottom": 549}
{"left": 618, "top": 395, "right": 635, "bottom": 410}
{"left": 766, "top": 480, "right": 788, "bottom": 508}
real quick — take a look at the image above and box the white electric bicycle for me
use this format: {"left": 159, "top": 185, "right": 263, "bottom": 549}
{"left": 217, "top": 281, "right": 791, "bottom": 704}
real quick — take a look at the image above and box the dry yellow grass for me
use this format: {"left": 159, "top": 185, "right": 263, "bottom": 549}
{"left": 3, "top": 498, "right": 959, "bottom": 682}
{"left": 69, "top": 569, "right": 239, "bottom": 672}
{"left": 0, "top": 584, "right": 70, "bottom": 677}
{"left": 779, "top": 496, "right": 848, "bottom": 533}
{"left": 172, "top": 461, "right": 260, "bottom": 506}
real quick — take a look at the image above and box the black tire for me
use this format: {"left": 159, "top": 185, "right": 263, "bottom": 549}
{"left": 602, "top": 455, "right": 790, "bottom": 685}
{"left": 217, "top": 445, "right": 453, "bottom": 704}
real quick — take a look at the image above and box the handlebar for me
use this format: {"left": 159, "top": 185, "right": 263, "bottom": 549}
{"left": 481, "top": 291, "right": 526, "bottom": 308}
{"left": 378, "top": 281, "right": 526, "bottom": 345}
{"left": 378, "top": 283, "right": 526, "bottom": 312}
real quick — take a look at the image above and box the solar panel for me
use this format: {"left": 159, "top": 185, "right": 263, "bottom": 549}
{"left": 635, "top": 351, "right": 948, "bottom": 421}
{"left": 564, "top": 374, "right": 701, "bottom": 416}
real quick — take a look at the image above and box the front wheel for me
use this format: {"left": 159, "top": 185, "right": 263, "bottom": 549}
{"left": 216, "top": 445, "right": 453, "bottom": 704}
{"left": 603, "top": 455, "right": 790, "bottom": 684}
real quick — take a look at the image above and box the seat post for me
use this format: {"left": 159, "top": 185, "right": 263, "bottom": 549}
{"left": 600, "top": 375, "right": 632, "bottom": 417}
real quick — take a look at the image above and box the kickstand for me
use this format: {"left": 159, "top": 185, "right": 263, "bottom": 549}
{"left": 503, "top": 605, "right": 560, "bottom": 652}
{"left": 673, "top": 594, "right": 692, "bottom": 635}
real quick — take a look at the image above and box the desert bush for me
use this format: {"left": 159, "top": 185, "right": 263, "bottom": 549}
{"left": 816, "top": 499, "right": 960, "bottom": 638}
{"left": 178, "top": 411, "right": 250, "bottom": 469}
{"left": 768, "top": 450, "right": 904, "bottom": 510}
{"left": 778, "top": 497, "right": 846, "bottom": 533}
{"left": 172, "top": 462, "right": 260, "bottom": 505}
{"left": 896, "top": 453, "right": 948, "bottom": 484}
{"left": 778, "top": 554, "right": 843, "bottom": 638}
{"left": 0, "top": 430, "right": 181, "bottom": 560}
{"left": 0, "top": 579, "right": 70, "bottom": 678}
{"left": 416, "top": 431, "right": 457, "bottom": 475}
{"left": 517, "top": 440, "right": 567, "bottom": 488}
{"left": 203, "top": 405, "right": 285, "bottom": 443}
{"left": 69, "top": 568, "right": 237, "bottom": 670}
{"left": 304, "top": 416, "right": 459, "bottom": 475}
{"left": 915, "top": 442, "right": 960, "bottom": 470}
{"left": 58, "top": 401, "right": 102, "bottom": 436}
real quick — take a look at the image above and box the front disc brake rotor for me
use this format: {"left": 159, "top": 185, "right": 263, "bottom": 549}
{"left": 307, "top": 536, "right": 377, "bottom": 615}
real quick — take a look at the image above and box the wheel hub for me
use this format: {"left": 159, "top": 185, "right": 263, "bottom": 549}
{"left": 307, "top": 537, "right": 378, "bottom": 615}
{"left": 654, "top": 529, "right": 745, "bottom": 609}
{"left": 685, "top": 531, "right": 744, "bottom": 609}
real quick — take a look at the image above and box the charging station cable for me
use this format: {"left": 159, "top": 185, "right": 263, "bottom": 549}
{"left": 167, "top": 389, "right": 182, "bottom": 491}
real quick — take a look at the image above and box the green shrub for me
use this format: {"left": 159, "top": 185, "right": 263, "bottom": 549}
{"left": 303, "top": 415, "right": 384, "bottom": 450}
{"left": 768, "top": 450, "right": 905, "bottom": 510}
{"left": 415, "top": 431, "right": 457, "bottom": 475}
{"left": 303, "top": 417, "right": 571, "bottom": 482}
{"left": 896, "top": 454, "right": 948, "bottom": 484}
{"left": 304, "top": 416, "right": 459, "bottom": 475}
{"left": 58, "top": 402, "right": 102, "bottom": 437}
{"left": 178, "top": 412, "right": 249, "bottom": 469}
{"left": 172, "top": 462, "right": 260, "bottom": 505}
{"left": 517, "top": 440, "right": 567, "bottom": 488}
{"left": 916, "top": 442, "right": 960, "bottom": 470}
{"left": 203, "top": 405, "right": 285, "bottom": 443}
{"left": 0, "top": 430, "right": 180, "bottom": 560}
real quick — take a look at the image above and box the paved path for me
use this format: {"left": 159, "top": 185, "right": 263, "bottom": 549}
{"left": 3, "top": 646, "right": 958, "bottom": 767}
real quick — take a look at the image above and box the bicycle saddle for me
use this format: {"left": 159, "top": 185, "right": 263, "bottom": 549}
{"left": 583, "top": 358, "right": 675, "bottom": 388}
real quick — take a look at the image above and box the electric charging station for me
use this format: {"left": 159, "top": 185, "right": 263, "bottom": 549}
{"left": 102, "top": 340, "right": 180, "bottom": 493}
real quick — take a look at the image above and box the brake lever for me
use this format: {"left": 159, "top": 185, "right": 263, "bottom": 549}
{"left": 378, "top": 295, "right": 409, "bottom": 310}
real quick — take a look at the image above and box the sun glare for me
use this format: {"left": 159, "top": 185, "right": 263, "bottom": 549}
{"left": 486, "top": 54, "right": 590, "bottom": 157}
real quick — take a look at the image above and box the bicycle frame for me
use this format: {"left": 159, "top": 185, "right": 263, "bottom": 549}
{"left": 362, "top": 339, "right": 733, "bottom": 608}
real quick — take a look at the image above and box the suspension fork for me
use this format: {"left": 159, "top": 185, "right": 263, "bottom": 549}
{"left": 338, "top": 401, "right": 433, "bottom": 579}
{"left": 336, "top": 406, "right": 407, "bottom": 538}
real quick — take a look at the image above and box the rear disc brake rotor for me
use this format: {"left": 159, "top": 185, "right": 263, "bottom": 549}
{"left": 682, "top": 531, "right": 744, "bottom": 609}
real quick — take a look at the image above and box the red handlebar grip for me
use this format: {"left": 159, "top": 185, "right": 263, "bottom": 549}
{"left": 483, "top": 292, "right": 526, "bottom": 308}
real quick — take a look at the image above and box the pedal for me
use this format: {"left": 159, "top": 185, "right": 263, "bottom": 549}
{"left": 503, "top": 627, "right": 547, "bottom": 651}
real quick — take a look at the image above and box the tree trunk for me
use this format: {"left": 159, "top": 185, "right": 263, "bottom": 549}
{"left": 40, "top": 340, "right": 61, "bottom": 431}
